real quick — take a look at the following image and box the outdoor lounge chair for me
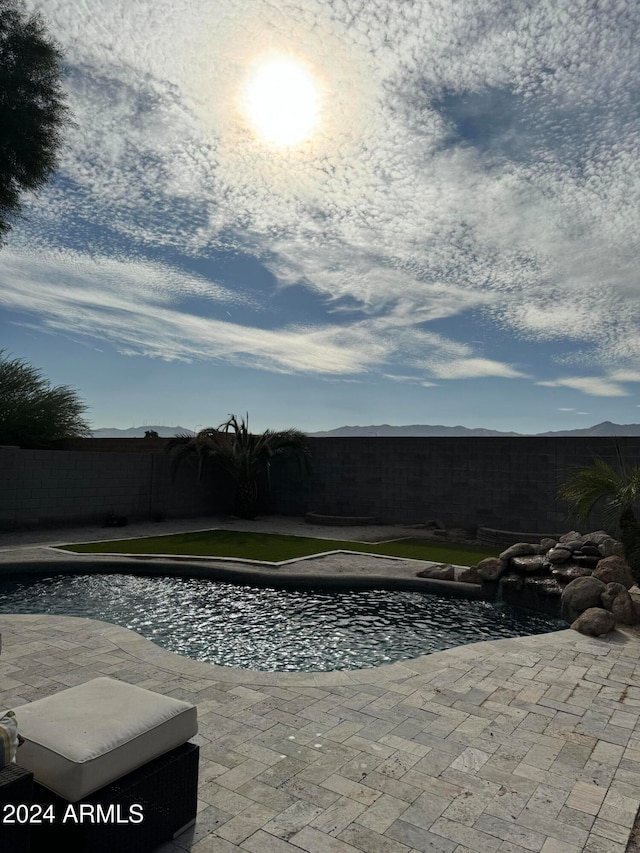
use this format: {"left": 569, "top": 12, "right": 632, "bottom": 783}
{"left": 1, "top": 677, "right": 199, "bottom": 853}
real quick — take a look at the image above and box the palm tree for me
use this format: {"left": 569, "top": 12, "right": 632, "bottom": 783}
{"left": 166, "top": 413, "right": 311, "bottom": 519}
{"left": 558, "top": 441, "right": 640, "bottom": 582}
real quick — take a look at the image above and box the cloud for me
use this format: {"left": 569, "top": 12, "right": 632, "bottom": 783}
{"left": 382, "top": 373, "right": 439, "bottom": 387}
{"left": 425, "top": 358, "right": 529, "bottom": 380}
{"left": 536, "top": 377, "right": 630, "bottom": 397}
{"left": 0, "top": 250, "right": 377, "bottom": 373}
{"left": 7, "top": 0, "right": 639, "bottom": 387}
{"left": 1, "top": 248, "right": 478, "bottom": 376}
{"left": 609, "top": 370, "right": 640, "bottom": 383}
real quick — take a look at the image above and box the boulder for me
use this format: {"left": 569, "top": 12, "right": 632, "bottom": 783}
{"left": 499, "top": 543, "right": 541, "bottom": 559}
{"left": 547, "top": 548, "right": 572, "bottom": 564}
{"left": 559, "top": 531, "right": 583, "bottom": 543}
{"left": 550, "top": 563, "right": 593, "bottom": 582}
{"left": 524, "top": 576, "right": 563, "bottom": 597}
{"left": 562, "top": 539, "right": 585, "bottom": 552}
{"left": 571, "top": 608, "right": 616, "bottom": 636}
{"left": 598, "top": 538, "right": 618, "bottom": 557}
{"left": 540, "top": 538, "right": 558, "bottom": 549}
{"left": 561, "top": 576, "right": 607, "bottom": 622}
{"left": 476, "top": 557, "right": 508, "bottom": 581}
{"left": 587, "top": 531, "right": 613, "bottom": 545}
{"left": 577, "top": 545, "right": 602, "bottom": 557}
{"left": 600, "top": 581, "right": 627, "bottom": 609}
{"left": 457, "top": 565, "right": 481, "bottom": 585}
{"left": 416, "top": 564, "right": 455, "bottom": 581}
{"left": 593, "top": 556, "right": 635, "bottom": 590}
{"left": 601, "top": 583, "right": 639, "bottom": 625}
{"left": 510, "top": 555, "right": 546, "bottom": 573}
{"left": 571, "top": 554, "right": 601, "bottom": 569}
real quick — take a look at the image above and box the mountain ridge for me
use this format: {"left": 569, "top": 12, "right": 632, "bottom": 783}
{"left": 90, "top": 421, "right": 640, "bottom": 438}
{"left": 309, "top": 420, "right": 640, "bottom": 437}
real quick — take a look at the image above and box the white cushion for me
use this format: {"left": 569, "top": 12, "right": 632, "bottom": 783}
{"left": 13, "top": 677, "right": 197, "bottom": 802}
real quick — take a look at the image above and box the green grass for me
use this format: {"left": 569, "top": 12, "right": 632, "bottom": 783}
{"left": 57, "top": 529, "right": 495, "bottom": 566}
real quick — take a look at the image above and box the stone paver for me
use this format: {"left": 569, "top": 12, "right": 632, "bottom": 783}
{"left": 1, "top": 518, "right": 640, "bottom": 852}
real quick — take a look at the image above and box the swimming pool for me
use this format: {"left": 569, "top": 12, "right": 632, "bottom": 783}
{"left": 0, "top": 573, "right": 566, "bottom": 671}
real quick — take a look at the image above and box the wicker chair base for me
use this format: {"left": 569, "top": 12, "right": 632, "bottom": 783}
{"left": 0, "top": 763, "right": 35, "bottom": 853}
{"left": 28, "top": 741, "right": 199, "bottom": 853}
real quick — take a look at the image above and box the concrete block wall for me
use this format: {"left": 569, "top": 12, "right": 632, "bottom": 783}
{"left": 0, "top": 448, "right": 231, "bottom": 530}
{"left": 2, "top": 436, "right": 640, "bottom": 533}
{"left": 269, "top": 436, "right": 640, "bottom": 532}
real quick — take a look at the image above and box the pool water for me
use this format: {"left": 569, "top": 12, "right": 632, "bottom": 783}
{"left": 0, "top": 573, "right": 566, "bottom": 672}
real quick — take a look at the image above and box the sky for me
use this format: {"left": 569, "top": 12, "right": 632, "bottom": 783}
{"left": 1, "top": 0, "right": 640, "bottom": 435}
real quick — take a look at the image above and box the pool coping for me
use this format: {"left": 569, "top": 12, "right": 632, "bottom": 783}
{"left": 0, "top": 554, "right": 492, "bottom": 600}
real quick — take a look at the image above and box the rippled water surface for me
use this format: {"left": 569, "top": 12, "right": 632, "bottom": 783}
{"left": 0, "top": 573, "right": 565, "bottom": 671}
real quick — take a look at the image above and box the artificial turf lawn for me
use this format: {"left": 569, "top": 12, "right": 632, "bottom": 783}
{"left": 57, "top": 529, "right": 495, "bottom": 566}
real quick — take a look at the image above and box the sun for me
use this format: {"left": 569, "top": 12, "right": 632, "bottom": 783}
{"left": 242, "top": 55, "right": 319, "bottom": 147}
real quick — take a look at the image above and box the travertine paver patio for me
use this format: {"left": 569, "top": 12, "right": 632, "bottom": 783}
{"left": 1, "top": 518, "right": 640, "bottom": 852}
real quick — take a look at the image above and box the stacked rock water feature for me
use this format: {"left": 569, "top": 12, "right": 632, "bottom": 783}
{"left": 474, "top": 530, "right": 640, "bottom": 634}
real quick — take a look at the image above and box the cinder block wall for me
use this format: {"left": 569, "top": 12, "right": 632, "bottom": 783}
{"left": 0, "top": 449, "right": 230, "bottom": 530}
{"left": 269, "top": 436, "right": 640, "bottom": 531}
{"left": 2, "top": 436, "right": 639, "bottom": 532}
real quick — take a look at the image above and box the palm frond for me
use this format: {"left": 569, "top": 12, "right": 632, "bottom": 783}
{"left": 558, "top": 453, "right": 640, "bottom": 535}
{"left": 164, "top": 414, "right": 311, "bottom": 490}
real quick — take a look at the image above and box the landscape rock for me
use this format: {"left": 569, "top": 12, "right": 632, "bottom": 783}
{"left": 559, "top": 531, "right": 583, "bottom": 544}
{"left": 600, "top": 582, "right": 627, "bottom": 609}
{"left": 561, "top": 576, "right": 607, "bottom": 622}
{"left": 571, "top": 607, "right": 616, "bottom": 636}
{"left": 562, "top": 539, "right": 585, "bottom": 552}
{"left": 416, "top": 564, "right": 455, "bottom": 581}
{"left": 478, "top": 531, "right": 628, "bottom": 624}
{"left": 547, "top": 548, "right": 572, "bottom": 563}
{"left": 571, "top": 554, "right": 601, "bottom": 568}
{"left": 598, "top": 538, "right": 618, "bottom": 557}
{"left": 593, "top": 556, "right": 635, "bottom": 590}
{"left": 500, "top": 543, "right": 542, "bottom": 559}
{"left": 587, "top": 531, "right": 614, "bottom": 545}
{"left": 510, "top": 555, "right": 547, "bottom": 573}
{"left": 476, "top": 557, "right": 508, "bottom": 581}
{"left": 524, "top": 577, "right": 563, "bottom": 597}
{"left": 550, "top": 563, "right": 593, "bottom": 582}
{"left": 457, "top": 565, "right": 481, "bottom": 585}
{"left": 601, "top": 583, "right": 639, "bottom": 625}
{"left": 576, "top": 545, "right": 601, "bottom": 557}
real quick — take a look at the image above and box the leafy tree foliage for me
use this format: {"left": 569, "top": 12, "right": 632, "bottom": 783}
{"left": 0, "top": 0, "right": 70, "bottom": 241}
{"left": 558, "top": 442, "right": 640, "bottom": 582}
{"left": 0, "top": 351, "right": 91, "bottom": 447}
{"left": 167, "top": 414, "right": 311, "bottom": 519}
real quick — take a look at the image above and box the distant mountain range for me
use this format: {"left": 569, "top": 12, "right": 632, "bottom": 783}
{"left": 91, "top": 426, "right": 194, "bottom": 438}
{"left": 91, "top": 421, "right": 640, "bottom": 438}
{"left": 309, "top": 421, "right": 640, "bottom": 437}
